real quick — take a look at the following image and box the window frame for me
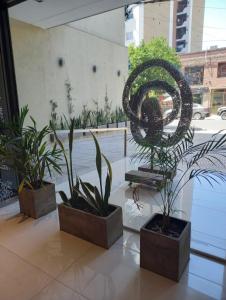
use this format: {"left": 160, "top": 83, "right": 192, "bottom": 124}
{"left": 217, "top": 62, "right": 226, "bottom": 78}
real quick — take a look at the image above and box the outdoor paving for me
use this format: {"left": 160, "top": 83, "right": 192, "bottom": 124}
{"left": 52, "top": 131, "right": 137, "bottom": 185}
{"left": 52, "top": 118, "right": 226, "bottom": 185}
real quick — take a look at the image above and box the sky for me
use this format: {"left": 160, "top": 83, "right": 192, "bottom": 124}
{"left": 202, "top": 0, "right": 226, "bottom": 49}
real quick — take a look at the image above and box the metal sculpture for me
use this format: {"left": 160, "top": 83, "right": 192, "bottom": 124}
{"left": 123, "top": 59, "right": 193, "bottom": 147}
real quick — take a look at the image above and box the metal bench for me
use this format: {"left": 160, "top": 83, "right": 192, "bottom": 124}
{"left": 138, "top": 164, "right": 175, "bottom": 179}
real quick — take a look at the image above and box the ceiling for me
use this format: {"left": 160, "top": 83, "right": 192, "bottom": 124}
{"left": 9, "top": 0, "right": 138, "bottom": 29}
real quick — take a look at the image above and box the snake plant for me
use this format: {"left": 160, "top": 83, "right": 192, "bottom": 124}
{"left": 52, "top": 119, "right": 112, "bottom": 217}
{"left": 76, "top": 132, "right": 112, "bottom": 217}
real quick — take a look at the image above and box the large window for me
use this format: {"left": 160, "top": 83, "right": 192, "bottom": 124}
{"left": 176, "top": 27, "right": 186, "bottom": 40}
{"left": 212, "top": 89, "right": 226, "bottom": 108}
{"left": 177, "top": 0, "right": 188, "bottom": 13}
{"left": 184, "top": 65, "right": 204, "bottom": 85}
{"left": 218, "top": 62, "right": 226, "bottom": 77}
{"left": 176, "top": 40, "right": 186, "bottom": 52}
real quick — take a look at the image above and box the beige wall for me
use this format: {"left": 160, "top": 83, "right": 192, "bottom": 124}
{"left": 143, "top": 1, "right": 171, "bottom": 44}
{"left": 10, "top": 18, "right": 128, "bottom": 129}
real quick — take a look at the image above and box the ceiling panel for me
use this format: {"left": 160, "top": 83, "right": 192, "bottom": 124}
{"left": 9, "top": 0, "right": 138, "bottom": 28}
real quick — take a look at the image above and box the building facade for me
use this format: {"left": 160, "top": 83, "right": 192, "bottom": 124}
{"left": 9, "top": 8, "right": 128, "bottom": 129}
{"left": 125, "top": 0, "right": 205, "bottom": 53}
{"left": 180, "top": 47, "right": 226, "bottom": 112}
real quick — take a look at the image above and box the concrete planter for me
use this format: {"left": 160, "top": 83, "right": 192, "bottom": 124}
{"left": 19, "top": 182, "right": 56, "bottom": 219}
{"left": 58, "top": 203, "right": 123, "bottom": 249}
{"left": 140, "top": 213, "right": 191, "bottom": 281}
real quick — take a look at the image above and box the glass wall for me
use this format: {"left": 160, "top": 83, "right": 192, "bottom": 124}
{"left": 8, "top": 4, "right": 129, "bottom": 185}
{"left": 4, "top": 0, "right": 226, "bottom": 263}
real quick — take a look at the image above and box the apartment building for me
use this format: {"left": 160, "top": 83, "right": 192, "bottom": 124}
{"left": 125, "top": 0, "right": 205, "bottom": 53}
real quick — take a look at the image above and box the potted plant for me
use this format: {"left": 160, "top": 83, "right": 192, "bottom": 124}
{"left": 135, "top": 129, "right": 226, "bottom": 281}
{"left": 53, "top": 119, "right": 123, "bottom": 249}
{"left": 0, "top": 106, "right": 62, "bottom": 218}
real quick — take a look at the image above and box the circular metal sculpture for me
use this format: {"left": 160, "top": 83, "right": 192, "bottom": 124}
{"left": 123, "top": 59, "right": 193, "bottom": 147}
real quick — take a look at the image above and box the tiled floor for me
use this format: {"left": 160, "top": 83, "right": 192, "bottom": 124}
{"left": 0, "top": 158, "right": 226, "bottom": 299}
{"left": 0, "top": 202, "right": 226, "bottom": 300}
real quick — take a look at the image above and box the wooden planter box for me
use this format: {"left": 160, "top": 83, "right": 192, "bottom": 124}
{"left": 19, "top": 182, "right": 56, "bottom": 219}
{"left": 140, "top": 213, "right": 191, "bottom": 281}
{"left": 58, "top": 203, "right": 123, "bottom": 249}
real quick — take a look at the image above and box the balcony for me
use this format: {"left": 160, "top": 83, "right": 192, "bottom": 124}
{"left": 177, "top": 0, "right": 188, "bottom": 13}
{"left": 176, "top": 40, "right": 186, "bottom": 52}
{"left": 176, "top": 27, "right": 187, "bottom": 40}
{"left": 177, "top": 13, "right": 187, "bottom": 27}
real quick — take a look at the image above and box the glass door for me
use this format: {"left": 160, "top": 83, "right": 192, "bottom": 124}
{"left": 0, "top": 6, "right": 19, "bottom": 205}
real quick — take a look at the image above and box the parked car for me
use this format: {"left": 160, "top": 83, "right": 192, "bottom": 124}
{"left": 164, "top": 103, "right": 210, "bottom": 120}
{"left": 217, "top": 107, "right": 226, "bottom": 120}
{"left": 192, "top": 103, "right": 210, "bottom": 119}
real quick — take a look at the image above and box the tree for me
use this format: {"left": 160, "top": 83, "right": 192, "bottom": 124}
{"left": 128, "top": 37, "right": 181, "bottom": 93}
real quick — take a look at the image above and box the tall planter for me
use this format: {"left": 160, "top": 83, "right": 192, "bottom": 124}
{"left": 140, "top": 213, "right": 191, "bottom": 281}
{"left": 58, "top": 203, "right": 123, "bottom": 249}
{"left": 19, "top": 182, "right": 56, "bottom": 219}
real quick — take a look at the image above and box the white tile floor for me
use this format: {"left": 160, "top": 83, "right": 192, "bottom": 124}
{"left": 0, "top": 158, "right": 226, "bottom": 299}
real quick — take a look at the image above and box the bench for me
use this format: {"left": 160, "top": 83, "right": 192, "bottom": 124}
{"left": 138, "top": 164, "right": 175, "bottom": 179}
{"left": 125, "top": 170, "right": 165, "bottom": 189}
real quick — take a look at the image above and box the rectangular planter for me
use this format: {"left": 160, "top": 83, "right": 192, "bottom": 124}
{"left": 58, "top": 203, "right": 123, "bottom": 249}
{"left": 19, "top": 182, "right": 56, "bottom": 219}
{"left": 140, "top": 213, "right": 191, "bottom": 281}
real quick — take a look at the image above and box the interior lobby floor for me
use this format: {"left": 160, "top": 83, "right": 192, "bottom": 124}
{"left": 0, "top": 158, "right": 226, "bottom": 299}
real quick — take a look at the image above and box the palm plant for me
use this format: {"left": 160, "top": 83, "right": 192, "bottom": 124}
{"left": 52, "top": 119, "right": 112, "bottom": 217}
{"left": 134, "top": 129, "right": 226, "bottom": 232}
{"left": 0, "top": 106, "right": 62, "bottom": 192}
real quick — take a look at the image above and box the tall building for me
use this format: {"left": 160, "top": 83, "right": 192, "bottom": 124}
{"left": 125, "top": 0, "right": 205, "bottom": 53}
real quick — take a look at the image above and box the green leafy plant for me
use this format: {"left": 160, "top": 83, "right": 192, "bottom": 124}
{"left": 52, "top": 118, "right": 112, "bottom": 217}
{"left": 80, "top": 105, "right": 91, "bottom": 129}
{"left": 0, "top": 106, "right": 62, "bottom": 192}
{"left": 128, "top": 37, "right": 181, "bottom": 93}
{"left": 92, "top": 100, "right": 106, "bottom": 127}
{"left": 134, "top": 129, "right": 226, "bottom": 233}
{"left": 110, "top": 107, "right": 127, "bottom": 125}
{"left": 51, "top": 118, "right": 81, "bottom": 207}
{"left": 76, "top": 132, "right": 112, "bottom": 216}
{"left": 49, "top": 99, "right": 59, "bottom": 129}
{"left": 103, "top": 89, "right": 112, "bottom": 125}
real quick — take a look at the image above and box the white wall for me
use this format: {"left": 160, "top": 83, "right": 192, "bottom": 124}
{"left": 125, "top": 5, "right": 143, "bottom": 47}
{"left": 70, "top": 8, "right": 125, "bottom": 46}
{"left": 10, "top": 18, "right": 128, "bottom": 129}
